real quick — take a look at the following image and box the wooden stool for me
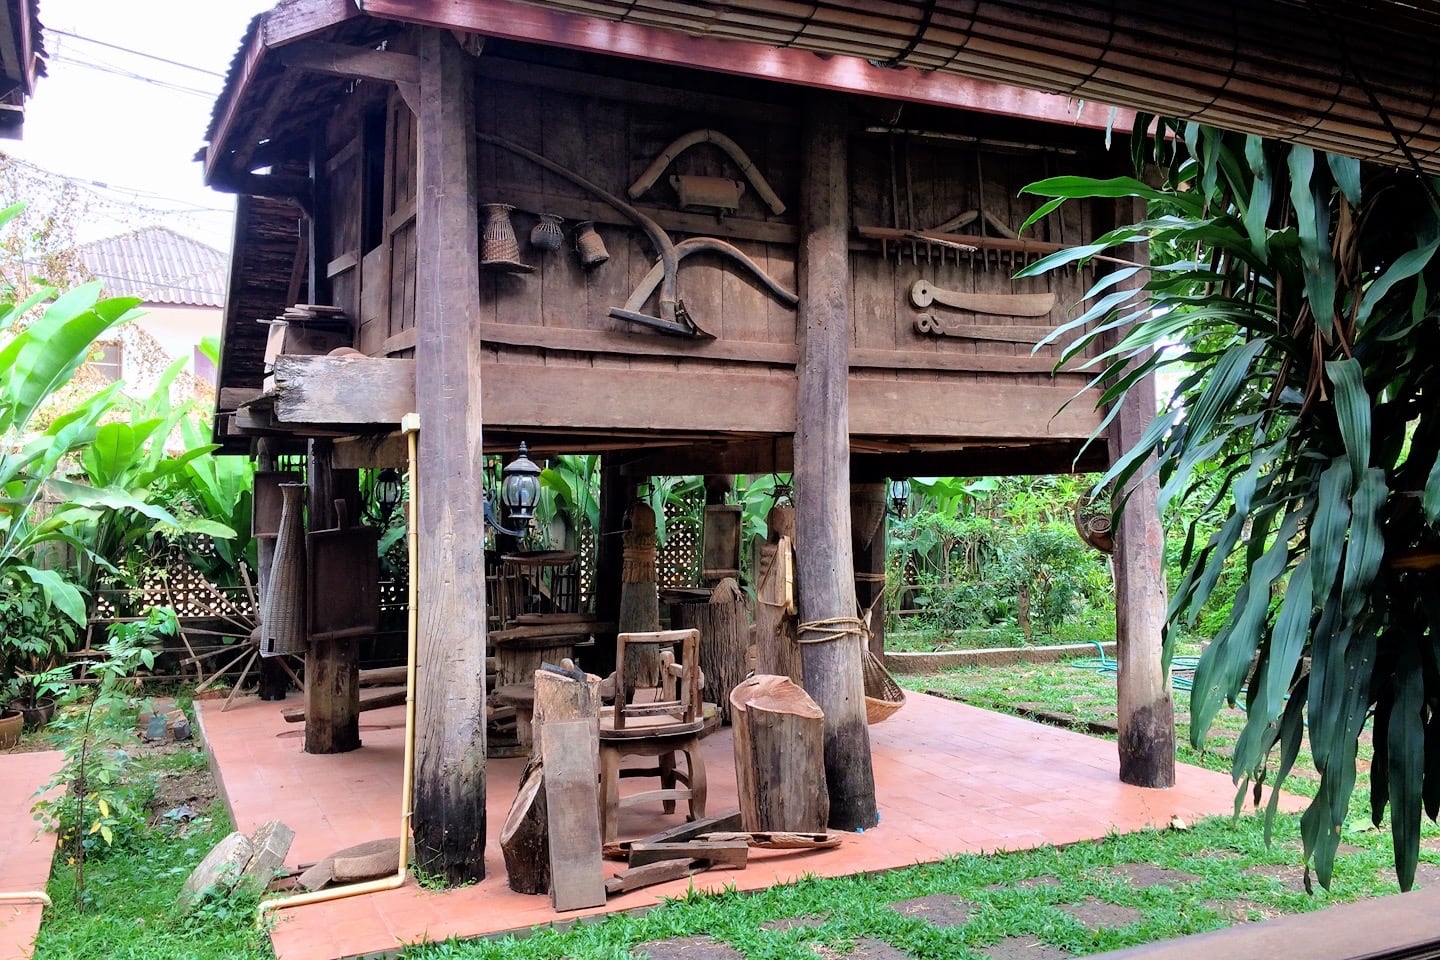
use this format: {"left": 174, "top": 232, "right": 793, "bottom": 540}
{"left": 597, "top": 629, "right": 712, "bottom": 843}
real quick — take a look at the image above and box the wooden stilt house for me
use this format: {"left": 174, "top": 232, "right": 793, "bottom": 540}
{"left": 204, "top": 0, "right": 1171, "bottom": 881}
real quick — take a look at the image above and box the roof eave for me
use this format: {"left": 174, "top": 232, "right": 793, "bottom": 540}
{"left": 354, "top": 0, "right": 1121, "bottom": 130}
{"left": 204, "top": 0, "right": 363, "bottom": 186}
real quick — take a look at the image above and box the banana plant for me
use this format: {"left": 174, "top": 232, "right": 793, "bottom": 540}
{"left": 0, "top": 248, "right": 141, "bottom": 624}
{"left": 1019, "top": 119, "right": 1440, "bottom": 891}
{"left": 71, "top": 354, "right": 235, "bottom": 593}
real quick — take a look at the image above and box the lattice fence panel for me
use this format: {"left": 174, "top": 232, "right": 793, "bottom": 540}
{"left": 576, "top": 521, "right": 596, "bottom": 608}
{"left": 93, "top": 539, "right": 256, "bottom": 620}
{"left": 657, "top": 491, "right": 703, "bottom": 588}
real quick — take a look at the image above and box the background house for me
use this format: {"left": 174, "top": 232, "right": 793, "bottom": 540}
{"left": 77, "top": 224, "right": 226, "bottom": 401}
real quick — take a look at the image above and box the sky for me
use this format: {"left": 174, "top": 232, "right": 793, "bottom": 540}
{"left": 4, "top": 0, "right": 274, "bottom": 251}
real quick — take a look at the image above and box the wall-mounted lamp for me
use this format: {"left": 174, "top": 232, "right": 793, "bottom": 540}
{"left": 369, "top": 468, "right": 404, "bottom": 525}
{"left": 888, "top": 477, "right": 911, "bottom": 517}
{"left": 485, "top": 442, "right": 543, "bottom": 538}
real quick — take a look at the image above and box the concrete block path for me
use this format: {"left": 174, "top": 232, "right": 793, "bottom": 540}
{"left": 0, "top": 751, "right": 61, "bottom": 960}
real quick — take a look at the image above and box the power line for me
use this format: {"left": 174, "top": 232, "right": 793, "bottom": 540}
{"left": 47, "top": 52, "right": 219, "bottom": 99}
{"left": 45, "top": 27, "right": 228, "bottom": 79}
{"left": 0, "top": 154, "right": 235, "bottom": 218}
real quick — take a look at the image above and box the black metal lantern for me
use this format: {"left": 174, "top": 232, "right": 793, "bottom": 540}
{"left": 500, "top": 442, "right": 542, "bottom": 523}
{"left": 371, "top": 468, "right": 403, "bottom": 525}
{"left": 888, "top": 477, "right": 911, "bottom": 517}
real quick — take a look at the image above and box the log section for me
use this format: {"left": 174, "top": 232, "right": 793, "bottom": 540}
{"left": 730, "top": 674, "right": 828, "bottom": 832}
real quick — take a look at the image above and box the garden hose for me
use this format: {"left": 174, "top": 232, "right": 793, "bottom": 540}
{"left": 1065, "top": 640, "right": 1202, "bottom": 693}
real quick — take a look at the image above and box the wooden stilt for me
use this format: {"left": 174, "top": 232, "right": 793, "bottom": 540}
{"left": 1108, "top": 194, "right": 1176, "bottom": 789}
{"left": 793, "top": 94, "right": 877, "bottom": 831}
{"left": 590, "top": 458, "right": 632, "bottom": 679}
{"left": 412, "top": 27, "right": 489, "bottom": 882}
{"left": 304, "top": 439, "right": 361, "bottom": 754}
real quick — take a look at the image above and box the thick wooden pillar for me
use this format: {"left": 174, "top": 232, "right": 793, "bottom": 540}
{"left": 851, "top": 483, "right": 887, "bottom": 659}
{"left": 794, "top": 95, "right": 878, "bottom": 831}
{"left": 1109, "top": 195, "right": 1175, "bottom": 788}
{"left": 412, "top": 28, "right": 488, "bottom": 882}
{"left": 305, "top": 439, "right": 361, "bottom": 753}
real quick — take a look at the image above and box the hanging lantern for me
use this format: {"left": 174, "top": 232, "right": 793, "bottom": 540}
{"left": 370, "top": 468, "right": 404, "bottom": 525}
{"left": 888, "top": 477, "right": 911, "bottom": 517}
{"left": 500, "top": 442, "right": 542, "bottom": 524}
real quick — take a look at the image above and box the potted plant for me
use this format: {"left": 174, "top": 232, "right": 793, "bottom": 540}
{"left": 0, "top": 704, "right": 20, "bottom": 749}
{"left": 0, "top": 575, "right": 79, "bottom": 731}
{"left": 4, "top": 663, "right": 72, "bottom": 729}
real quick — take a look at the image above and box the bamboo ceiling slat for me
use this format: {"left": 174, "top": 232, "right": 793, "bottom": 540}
{"left": 511, "top": 0, "right": 1440, "bottom": 171}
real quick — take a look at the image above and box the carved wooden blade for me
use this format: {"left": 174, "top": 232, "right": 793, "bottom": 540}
{"left": 910, "top": 279, "right": 1056, "bottom": 317}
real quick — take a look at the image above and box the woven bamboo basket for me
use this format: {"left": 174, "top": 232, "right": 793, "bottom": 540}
{"left": 862, "top": 649, "right": 905, "bottom": 724}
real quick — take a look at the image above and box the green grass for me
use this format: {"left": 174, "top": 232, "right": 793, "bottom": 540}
{"left": 402, "top": 807, "right": 1421, "bottom": 960}
{"left": 885, "top": 608, "right": 1115, "bottom": 653}
{"left": 29, "top": 720, "right": 274, "bottom": 960}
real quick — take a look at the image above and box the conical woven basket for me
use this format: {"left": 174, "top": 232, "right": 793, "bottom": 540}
{"left": 261, "top": 483, "right": 308, "bottom": 657}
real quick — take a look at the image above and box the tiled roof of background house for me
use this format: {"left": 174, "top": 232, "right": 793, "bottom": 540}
{"left": 78, "top": 225, "right": 227, "bottom": 307}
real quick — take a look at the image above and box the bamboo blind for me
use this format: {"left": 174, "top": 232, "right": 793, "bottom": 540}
{"left": 512, "top": 0, "right": 1440, "bottom": 171}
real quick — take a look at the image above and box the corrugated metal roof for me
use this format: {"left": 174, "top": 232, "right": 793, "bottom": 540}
{"left": 78, "top": 226, "right": 228, "bottom": 307}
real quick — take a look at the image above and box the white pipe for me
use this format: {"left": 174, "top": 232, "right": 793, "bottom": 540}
{"left": 258, "top": 413, "right": 422, "bottom": 922}
{"left": 0, "top": 891, "right": 50, "bottom": 906}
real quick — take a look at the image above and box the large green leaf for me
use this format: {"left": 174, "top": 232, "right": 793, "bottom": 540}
{"left": 1326, "top": 359, "right": 1371, "bottom": 482}
{"left": 1388, "top": 637, "right": 1425, "bottom": 891}
{"left": 0, "top": 284, "right": 140, "bottom": 433}
{"left": 1288, "top": 146, "right": 1337, "bottom": 334}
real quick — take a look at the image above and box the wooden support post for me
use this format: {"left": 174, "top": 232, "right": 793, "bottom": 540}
{"left": 1108, "top": 195, "right": 1175, "bottom": 789}
{"left": 304, "top": 439, "right": 360, "bottom": 753}
{"left": 670, "top": 578, "right": 748, "bottom": 724}
{"left": 590, "top": 457, "right": 632, "bottom": 679}
{"left": 794, "top": 94, "right": 878, "bottom": 831}
{"left": 851, "top": 483, "right": 887, "bottom": 658}
{"left": 255, "top": 439, "right": 287, "bottom": 701}
{"left": 412, "top": 27, "right": 489, "bottom": 883}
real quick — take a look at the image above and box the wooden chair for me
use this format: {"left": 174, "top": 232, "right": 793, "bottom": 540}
{"left": 598, "top": 628, "right": 709, "bottom": 843}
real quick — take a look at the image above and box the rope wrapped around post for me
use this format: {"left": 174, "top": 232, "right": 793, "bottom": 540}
{"left": 796, "top": 614, "right": 906, "bottom": 723}
{"left": 796, "top": 616, "right": 866, "bottom": 645}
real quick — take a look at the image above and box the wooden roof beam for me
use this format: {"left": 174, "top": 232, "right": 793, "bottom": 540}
{"left": 273, "top": 39, "right": 420, "bottom": 109}
{"left": 204, "top": 0, "right": 363, "bottom": 184}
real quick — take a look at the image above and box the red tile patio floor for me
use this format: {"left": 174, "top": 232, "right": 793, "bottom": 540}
{"left": 0, "top": 750, "right": 61, "bottom": 960}
{"left": 198, "top": 691, "right": 1283, "bottom": 960}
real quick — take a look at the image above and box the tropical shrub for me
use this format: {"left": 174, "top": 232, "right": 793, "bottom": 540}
{"left": 1020, "top": 118, "right": 1440, "bottom": 889}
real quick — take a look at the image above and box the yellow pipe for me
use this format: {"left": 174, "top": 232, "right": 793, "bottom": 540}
{"left": 258, "top": 413, "right": 422, "bottom": 923}
{"left": 0, "top": 891, "right": 50, "bottom": 906}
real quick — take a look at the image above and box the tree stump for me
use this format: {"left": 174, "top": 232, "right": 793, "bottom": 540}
{"left": 500, "top": 756, "right": 548, "bottom": 894}
{"left": 671, "top": 578, "right": 748, "bottom": 724}
{"left": 500, "top": 663, "right": 601, "bottom": 897}
{"left": 729, "top": 674, "right": 828, "bottom": 832}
